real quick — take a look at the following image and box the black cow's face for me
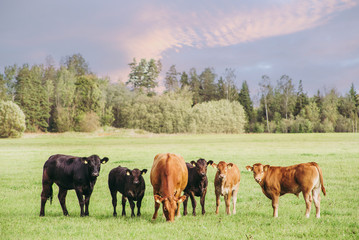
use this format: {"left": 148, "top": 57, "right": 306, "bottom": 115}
{"left": 126, "top": 168, "right": 147, "bottom": 185}
{"left": 191, "top": 158, "right": 213, "bottom": 178}
{"left": 82, "top": 155, "right": 109, "bottom": 178}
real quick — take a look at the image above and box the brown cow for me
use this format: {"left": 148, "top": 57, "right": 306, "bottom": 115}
{"left": 150, "top": 153, "right": 188, "bottom": 222}
{"left": 246, "top": 162, "right": 326, "bottom": 218}
{"left": 212, "top": 161, "right": 241, "bottom": 215}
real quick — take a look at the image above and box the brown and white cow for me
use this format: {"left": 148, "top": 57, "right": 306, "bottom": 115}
{"left": 246, "top": 162, "right": 326, "bottom": 218}
{"left": 212, "top": 161, "right": 241, "bottom": 215}
{"left": 150, "top": 153, "right": 188, "bottom": 222}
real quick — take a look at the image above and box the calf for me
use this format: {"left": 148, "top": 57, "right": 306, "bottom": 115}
{"left": 150, "top": 153, "right": 188, "bottom": 222}
{"left": 246, "top": 162, "right": 326, "bottom": 218}
{"left": 108, "top": 166, "right": 147, "bottom": 217}
{"left": 183, "top": 158, "right": 213, "bottom": 216}
{"left": 212, "top": 161, "right": 240, "bottom": 215}
{"left": 40, "top": 154, "right": 109, "bottom": 217}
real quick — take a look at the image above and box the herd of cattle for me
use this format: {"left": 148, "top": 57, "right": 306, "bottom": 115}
{"left": 39, "top": 153, "right": 326, "bottom": 222}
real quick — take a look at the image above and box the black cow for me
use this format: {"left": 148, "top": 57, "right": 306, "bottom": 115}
{"left": 108, "top": 166, "right": 147, "bottom": 217}
{"left": 183, "top": 158, "right": 213, "bottom": 216}
{"left": 39, "top": 154, "right": 109, "bottom": 217}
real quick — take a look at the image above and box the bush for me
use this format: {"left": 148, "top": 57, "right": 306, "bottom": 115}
{"left": 78, "top": 111, "right": 100, "bottom": 132}
{"left": 0, "top": 101, "right": 26, "bottom": 138}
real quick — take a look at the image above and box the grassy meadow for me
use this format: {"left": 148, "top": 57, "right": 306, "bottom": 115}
{"left": 0, "top": 131, "right": 358, "bottom": 239}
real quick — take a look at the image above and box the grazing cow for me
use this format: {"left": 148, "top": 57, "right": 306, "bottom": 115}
{"left": 150, "top": 153, "right": 188, "bottom": 222}
{"left": 246, "top": 162, "right": 326, "bottom": 218}
{"left": 212, "top": 161, "right": 241, "bottom": 215}
{"left": 183, "top": 158, "right": 213, "bottom": 216}
{"left": 40, "top": 154, "right": 109, "bottom": 217}
{"left": 108, "top": 166, "right": 147, "bottom": 217}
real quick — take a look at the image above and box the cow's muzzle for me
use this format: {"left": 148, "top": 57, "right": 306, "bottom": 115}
{"left": 255, "top": 178, "right": 261, "bottom": 183}
{"left": 92, "top": 172, "right": 99, "bottom": 177}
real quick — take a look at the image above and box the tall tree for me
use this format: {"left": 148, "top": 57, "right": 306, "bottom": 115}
{"left": 14, "top": 64, "right": 50, "bottom": 131}
{"left": 277, "top": 75, "right": 296, "bottom": 119}
{"left": 164, "top": 65, "right": 179, "bottom": 92}
{"left": 63, "top": 53, "right": 90, "bottom": 77}
{"left": 238, "top": 81, "right": 254, "bottom": 123}
{"left": 223, "top": 68, "right": 238, "bottom": 101}
{"left": 3, "top": 65, "right": 18, "bottom": 101}
{"left": 180, "top": 71, "right": 189, "bottom": 89}
{"left": 199, "top": 67, "right": 217, "bottom": 102}
{"left": 259, "top": 75, "right": 272, "bottom": 132}
{"left": 189, "top": 68, "right": 201, "bottom": 104}
{"left": 294, "top": 80, "right": 309, "bottom": 116}
{"left": 126, "top": 58, "right": 161, "bottom": 95}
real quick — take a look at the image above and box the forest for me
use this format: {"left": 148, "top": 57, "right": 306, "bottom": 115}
{"left": 0, "top": 53, "right": 358, "bottom": 136}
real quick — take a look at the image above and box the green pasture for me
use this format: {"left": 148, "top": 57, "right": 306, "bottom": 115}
{"left": 0, "top": 132, "right": 358, "bottom": 239}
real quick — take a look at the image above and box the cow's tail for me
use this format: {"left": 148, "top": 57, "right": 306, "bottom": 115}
{"left": 311, "top": 162, "right": 326, "bottom": 196}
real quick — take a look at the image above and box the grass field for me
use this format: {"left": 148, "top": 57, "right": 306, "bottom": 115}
{"left": 0, "top": 131, "right": 358, "bottom": 239}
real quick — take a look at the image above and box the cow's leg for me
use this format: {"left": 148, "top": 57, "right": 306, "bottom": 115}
{"left": 110, "top": 190, "right": 117, "bottom": 217}
{"left": 74, "top": 187, "right": 85, "bottom": 217}
{"left": 183, "top": 193, "right": 189, "bottom": 216}
{"left": 189, "top": 191, "right": 197, "bottom": 216}
{"left": 303, "top": 191, "right": 312, "bottom": 218}
{"left": 224, "top": 192, "right": 232, "bottom": 215}
{"left": 152, "top": 201, "right": 160, "bottom": 220}
{"left": 121, "top": 195, "right": 127, "bottom": 216}
{"left": 58, "top": 187, "right": 68, "bottom": 216}
{"left": 128, "top": 199, "right": 136, "bottom": 217}
{"left": 40, "top": 179, "right": 53, "bottom": 217}
{"left": 232, "top": 187, "right": 239, "bottom": 215}
{"left": 136, "top": 197, "right": 143, "bottom": 216}
{"left": 200, "top": 188, "right": 207, "bottom": 215}
{"left": 215, "top": 192, "right": 220, "bottom": 214}
{"left": 272, "top": 195, "right": 279, "bottom": 218}
{"left": 312, "top": 188, "right": 321, "bottom": 218}
{"left": 84, "top": 193, "right": 91, "bottom": 216}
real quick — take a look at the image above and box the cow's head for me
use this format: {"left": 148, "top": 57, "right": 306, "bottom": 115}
{"left": 154, "top": 195, "right": 186, "bottom": 222}
{"left": 125, "top": 168, "right": 147, "bottom": 185}
{"left": 82, "top": 155, "right": 109, "bottom": 178}
{"left": 246, "top": 163, "right": 269, "bottom": 184}
{"left": 212, "top": 161, "right": 233, "bottom": 180}
{"left": 190, "top": 158, "right": 213, "bottom": 178}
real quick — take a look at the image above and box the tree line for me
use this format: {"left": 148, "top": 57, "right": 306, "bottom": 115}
{"left": 0, "top": 53, "right": 358, "bottom": 136}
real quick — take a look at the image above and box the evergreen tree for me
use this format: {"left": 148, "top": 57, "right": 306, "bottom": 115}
{"left": 294, "top": 80, "right": 309, "bottom": 116}
{"left": 199, "top": 67, "right": 217, "bottom": 102}
{"left": 164, "top": 65, "right": 179, "bottom": 92}
{"left": 238, "top": 80, "right": 254, "bottom": 122}
{"left": 180, "top": 71, "right": 189, "bottom": 89}
{"left": 189, "top": 68, "right": 201, "bottom": 104}
{"left": 63, "top": 53, "right": 90, "bottom": 77}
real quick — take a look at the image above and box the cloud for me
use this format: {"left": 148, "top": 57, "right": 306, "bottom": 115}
{"left": 107, "top": 0, "right": 357, "bottom": 82}
{"left": 114, "top": 0, "right": 356, "bottom": 60}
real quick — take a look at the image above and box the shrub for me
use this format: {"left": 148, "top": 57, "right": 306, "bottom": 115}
{"left": 0, "top": 101, "right": 26, "bottom": 138}
{"left": 78, "top": 111, "right": 100, "bottom": 132}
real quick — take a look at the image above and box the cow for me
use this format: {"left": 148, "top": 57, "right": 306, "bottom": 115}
{"left": 108, "top": 166, "right": 147, "bottom": 217}
{"left": 212, "top": 161, "right": 241, "bottom": 215}
{"left": 245, "top": 162, "right": 326, "bottom": 218}
{"left": 150, "top": 153, "right": 188, "bottom": 222}
{"left": 39, "top": 154, "right": 109, "bottom": 217}
{"left": 183, "top": 158, "right": 213, "bottom": 216}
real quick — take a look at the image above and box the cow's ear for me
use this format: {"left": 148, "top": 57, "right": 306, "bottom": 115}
{"left": 190, "top": 161, "right": 196, "bottom": 167}
{"left": 154, "top": 195, "right": 164, "bottom": 204}
{"left": 245, "top": 166, "right": 253, "bottom": 172}
{"left": 126, "top": 169, "right": 131, "bottom": 176}
{"left": 211, "top": 163, "right": 217, "bottom": 169}
{"left": 82, "top": 157, "right": 88, "bottom": 164}
{"left": 101, "top": 157, "right": 109, "bottom": 164}
{"left": 177, "top": 195, "right": 186, "bottom": 203}
{"left": 263, "top": 165, "right": 270, "bottom": 172}
{"left": 141, "top": 169, "right": 147, "bottom": 175}
{"left": 207, "top": 160, "right": 213, "bottom": 166}
{"left": 227, "top": 163, "right": 233, "bottom": 169}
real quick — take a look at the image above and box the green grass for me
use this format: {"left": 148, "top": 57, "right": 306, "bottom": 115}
{"left": 1, "top": 132, "right": 359, "bottom": 239}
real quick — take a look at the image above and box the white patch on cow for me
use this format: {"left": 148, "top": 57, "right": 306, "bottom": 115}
{"left": 221, "top": 186, "right": 230, "bottom": 195}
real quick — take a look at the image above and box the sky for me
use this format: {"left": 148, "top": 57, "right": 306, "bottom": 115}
{"left": 1, "top": 0, "right": 359, "bottom": 99}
